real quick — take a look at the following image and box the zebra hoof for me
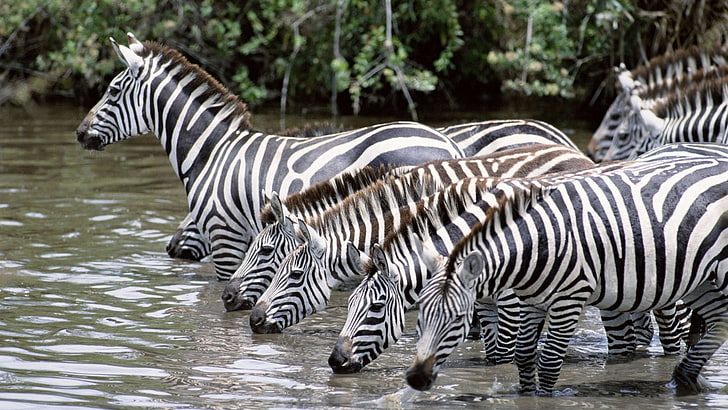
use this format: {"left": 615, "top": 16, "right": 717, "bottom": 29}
{"left": 673, "top": 372, "right": 712, "bottom": 396}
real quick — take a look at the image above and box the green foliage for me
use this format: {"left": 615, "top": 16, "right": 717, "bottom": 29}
{"left": 0, "top": 0, "right": 723, "bottom": 111}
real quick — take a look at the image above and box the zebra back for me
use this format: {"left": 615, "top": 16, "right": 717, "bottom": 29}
{"left": 436, "top": 119, "right": 577, "bottom": 157}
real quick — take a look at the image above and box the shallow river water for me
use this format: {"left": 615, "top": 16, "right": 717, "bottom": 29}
{"left": 1, "top": 104, "right": 728, "bottom": 409}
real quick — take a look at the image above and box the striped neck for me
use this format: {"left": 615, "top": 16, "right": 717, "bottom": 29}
{"left": 139, "top": 42, "right": 252, "bottom": 182}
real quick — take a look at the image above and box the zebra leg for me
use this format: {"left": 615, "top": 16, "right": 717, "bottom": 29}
{"left": 673, "top": 283, "right": 728, "bottom": 395}
{"left": 473, "top": 300, "right": 498, "bottom": 356}
{"left": 600, "top": 310, "right": 637, "bottom": 360}
{"left": 653, "top": 302, "right": 690, "bottom": 355}
{"left": 493, "top": 290, "right": 520, "bottom": 364}
{"left": 632, "top": 311, "right": 654, "bottom": 346}
{"left": 536, "top": 298, "right": 586, "bottom": 395}
{"left": 166, "top": 213, "right": 211, "bottom": 261}
{"left": 515, "top": 305, "right": 546, "bottom": 395}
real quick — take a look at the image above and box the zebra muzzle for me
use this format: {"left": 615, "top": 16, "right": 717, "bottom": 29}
{"left": 405, "top": 355, "right": 437, "bottom": 391}
{"left": 328, "top": 337, "right": 362, "bottom": 374}
{"left": 249, "top": 302, "right": 282, "bottom": 333}
{"left": 76, "top": 128, "right": 106, "bottom": 151}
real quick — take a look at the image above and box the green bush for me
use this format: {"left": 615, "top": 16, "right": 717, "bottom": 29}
{"left": 0, "top": 0, "right": 723, "bottom": 114}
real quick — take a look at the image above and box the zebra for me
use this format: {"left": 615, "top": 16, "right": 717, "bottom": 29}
{"left": 329, "top": 150, "right": 698, "bottom": 374}
{"left": 168, "top": 118, "right": 578, "bottom": 263}
{"left": 628, "top": 75, "right": 728, "bottom": 158}
{"left": 587, "top": 45, "right": 728, "bottom": 162}
{"left": 222, "top": 143, "right": 590, "bottom": 312}
{"left": 165, "top": 122, "right": 347, "bottom": 261}
{"left": 405, "top": 154, "right": 728, "bottom": 396}
{"left": 74, "top": 33, "right": 466, "bottom": 280}
{"left": 247, "top": 145, "right": 598, "bottom": 333}
{"left": 221, "top": 164, "right": 405, "bottom": 311}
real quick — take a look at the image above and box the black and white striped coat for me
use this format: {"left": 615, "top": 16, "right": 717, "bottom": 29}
{"left": 74, "top": 33, "right": 465, "bottom": 279}
{"left": 407, "top": 153, "right": 728, "bottom": 396}
{"left": 248, "top": 145, "right": 596, "bottom": 334}
{"left": 168, "top": 118, "right": 577, "bottom": 263}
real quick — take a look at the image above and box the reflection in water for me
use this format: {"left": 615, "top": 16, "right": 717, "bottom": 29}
{"left": 0, "top": 105, "right": 726, "bottom": 408}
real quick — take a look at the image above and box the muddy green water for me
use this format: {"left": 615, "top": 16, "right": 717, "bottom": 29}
{"left": 1, "top": 104, "right": 727, "bottom": 409}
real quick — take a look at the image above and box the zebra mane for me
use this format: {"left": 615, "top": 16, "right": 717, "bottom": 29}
{"left": 259, "top": 164, "right": 396, "bottom": 224}
{"left": 443, "top": 180, "right": 548, "bottom": 281}
{"left": 652, "top": 74, "right": 728, "bottom": 118}
{"left": 279, "top": 122, "right": 346, "bottom": 138}
{"left": 140, "top": 41, "right": 252, "bottom": 129}
{"left": 360, "top": 177, "right": 503, "bottom": 277}
{"left": 630, "top": 45, "right": 728, "bottom": 92}
{"left": 638, "top": 64, "right": 728, "bottom": 103}
{"left": 309, "top": 171, "right": 437, "bottom": 241}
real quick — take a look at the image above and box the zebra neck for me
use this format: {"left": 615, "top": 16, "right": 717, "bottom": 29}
{"left": 146, "top": 67, "right": 251, "bottom": 182}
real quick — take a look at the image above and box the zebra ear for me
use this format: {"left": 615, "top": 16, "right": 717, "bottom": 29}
{"left": 110, "top": 36, "right": 144, "bottom": 77}
{"left": 269, "top": 192, "right": 288, "bottom": 223}
{"left": 372, "top": 244, "right": 398, "bottom": 284}
{"left": 297, "top": 219, "right": 325, "bottom": 258}
{"left": 458, "top": 251, "right": 484, "bottom": 289}
{"left": 346, "top": 242, "right": 369, "bottom": 274}
{"left": 126, "top": 32, "right": 144, "bottom": 54}
{"left": 639, "top": 108, "right": 666, "bottom": 138}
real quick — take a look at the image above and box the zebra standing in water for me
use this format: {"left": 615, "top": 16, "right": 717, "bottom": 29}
{"left": 406, "top": 154, "right": 728, "bottom": 396}
{"left": 222, "top": 122, "right": 579, "bottom": 312}
{"left": 74, "top": 33, "right": 465, "bottom": 279}
{"left": 329, "top": 146, "right": 705, "bottom": 374}
{"left": 247, "top": 145, "right": 597, "bottom": 334}
{"left": 169, "top": 118, "right": 578, "bottom": 263}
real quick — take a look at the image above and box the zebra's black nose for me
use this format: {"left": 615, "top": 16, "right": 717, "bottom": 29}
{"left": 328, "top": 337, "right": 362, "bottom": 373}
{"left": 249, "top": 302, "right": 281, "bottom": 333}
{"left": 221, "top": 279, "right": 246, "bottom": 311}
{"left": 405, "top": 356, "right": 437, "bottom": 391}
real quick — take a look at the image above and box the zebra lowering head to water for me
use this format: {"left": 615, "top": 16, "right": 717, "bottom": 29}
{"left": 74, "top": 33, "right": 465, "bottom": 279}
{"left": 406, "top": 154, "right": 728, "bottom": 396}
{"left": 168, "top": 118, "right": 578, "bottom": 263}
{"left": 226, "top": 144, "right": 592, "bottom": 313}
{"left": 329, "top": 147, "right": 702, "bottom": 374}
{"left": 221, "top": 164, "right": 405, "bottom": 311}
{"left": 247, "top": 145, "right": 597, "bottom": 334}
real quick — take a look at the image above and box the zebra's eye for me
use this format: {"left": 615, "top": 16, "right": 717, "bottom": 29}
{"left": 108, "top": 86, "right": 121, "bottom": 98}
{"left": 259, "top": 245, "right": 274, "bottom": 256}
{"left": 370, "top": 301, "right": 385, "bottom": 313}
{"left": 290, "top": 269, "right": 304, "bottom": 279}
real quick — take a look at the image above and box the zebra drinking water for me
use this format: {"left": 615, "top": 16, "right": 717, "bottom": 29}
{"left": 406, "top": 154, "right": 728, "bottom": 396}
{"left": 223, "top": 133, "right": 583, "bottom": 312}
{"left": 329, "top": 146, "right": 708, "bottom": 374}
{"left": 248, "top": 145, "right": 597, "bottom": 334}
{"left": 74, "top": 33, "right": 465, "bottom": 279}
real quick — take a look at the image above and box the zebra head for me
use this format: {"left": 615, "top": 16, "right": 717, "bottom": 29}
{"left": 406, "top": 251, "right": 481, "bottom": 391}
{"left": 249, "top": 220, "right": 331, "bottom": 334}
{"left": 76, "top": 33, "right": 151, "bottom": 151}
{"left": 222, "top": 193, "right": 300, "bottom": 311}
{"left": 329, "top": 243, "right": 405, "bottom": 374}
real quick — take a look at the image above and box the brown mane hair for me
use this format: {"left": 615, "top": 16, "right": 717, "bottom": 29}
{"left": 141, "top": 41, "right": 252, "bottom": 129}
